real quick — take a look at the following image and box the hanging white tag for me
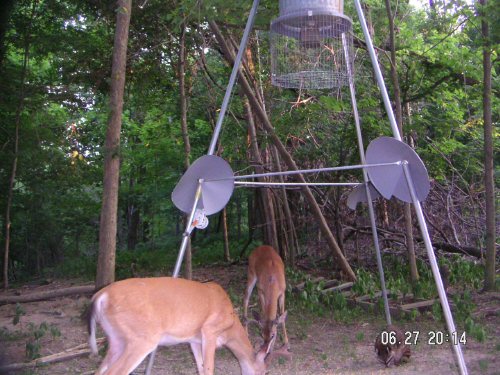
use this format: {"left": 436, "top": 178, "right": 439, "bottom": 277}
{"left": 193, "top": 209, "right": 209, "bottom": 230}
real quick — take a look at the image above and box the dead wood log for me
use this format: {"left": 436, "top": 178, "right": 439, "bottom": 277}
{"left": 292, "top": 277, "right": 325, "bottom": 292}
{"left": 347, "top": 299, "right": 403, "bottom": 319}
{"left": 473, "top": 307, "right": 500, "bottom": 319}
{"left": 345, "top": 225, "right": 482, "bottom": 258}
{"left": 0, "top": 338, "right": 105, "bottom": 372}
{"left": 430, "top": 242, "right": 482, "bottom": 258}
{"left": 355, "top": 291, "right": 382, "bottom": 302}
{"left": 400, "top": 299, "right": 437, "bottom": 312}
{"left": 0, "top": 285, "right": 95, "bottom": 305}
{"left": 320, "top": 282, "right": 354, "bottom": 294}
{"left": 322, "top": 279, "right": 340, "bottom": 289}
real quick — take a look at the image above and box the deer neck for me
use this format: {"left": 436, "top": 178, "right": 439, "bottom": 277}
{"left": 225, "top": 320, "right": 263, "bottom": 375}
{"left": 261, "top": 285, "right": 280, "bottom": 319}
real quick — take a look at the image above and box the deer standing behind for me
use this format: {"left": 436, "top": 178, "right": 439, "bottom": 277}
{"left": 88, "top": 277, "right": 274, "bottom": 375}
{"left": 243, "top": 245, "right": 290, "bottom": 354}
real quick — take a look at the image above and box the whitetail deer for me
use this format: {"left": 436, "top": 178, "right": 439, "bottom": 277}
{"left": 88, "top": 277, "right": 283, "bottom": 375}
{"left": 243, "top": 245, "right": 290, "bottom": 354}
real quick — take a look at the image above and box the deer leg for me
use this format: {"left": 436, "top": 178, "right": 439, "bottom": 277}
{"left": 102, "top": 340, "right": 156, "bottom": 375}
{"left": 95, "top": 334, "right": 124, "bottom": 374}
{"left": 243, "top": 274, "right": 257, "bottom": 330}
{"left": 201, "top": 334, "right": 217, "bottom": 375}
{"left": 278, "top": 293, "right": 289, "bottom": 349}
{"left": 190, "top": 342, "right": 204, "bottom": 375}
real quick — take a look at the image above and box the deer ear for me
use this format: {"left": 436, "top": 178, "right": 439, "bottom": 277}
{"left": 263, "top": 338, "right": 274, "bottom": 354}
{"left": 276, "top": 310, "right": 288, "bottom": 324}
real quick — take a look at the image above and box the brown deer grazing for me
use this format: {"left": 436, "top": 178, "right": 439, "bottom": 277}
{"left": 88, "top": 277, "right": 286, "bottom": 375}
{"left": 243, "top": 245, "right": 290, "bottom": 355}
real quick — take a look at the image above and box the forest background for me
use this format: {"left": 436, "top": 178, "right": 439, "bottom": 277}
{"left": 0, "top": 0, "right": 498, "bottom": 295}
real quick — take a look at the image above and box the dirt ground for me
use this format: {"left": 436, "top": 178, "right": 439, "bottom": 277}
{"left": 0, "top": 265, "right": 499, "bottom": 375}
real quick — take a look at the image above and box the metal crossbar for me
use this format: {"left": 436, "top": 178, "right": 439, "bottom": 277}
{"left": 204, "top": 161, "right": 401, "bottom": 182}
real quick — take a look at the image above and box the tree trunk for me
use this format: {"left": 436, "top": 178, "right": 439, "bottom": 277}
{"left": 209, "top": 21, "right": 356, "bottom": 281}
{"left": 0, "top": 0, "right": 15, "bottom": 67}
{"left": 3, "top": 133, "right": 18, "bottom": 290}
{"left": 222, "top": 208, "right": 231, "bottom": 262}
{"left": 127, "top": 175, "right": 140, "bottom": 250}
{"left": 236, "top": 193, "right": 242, "bottom": 239}
{"left": 479, "top": 0, "right": 495, "bottom": 291}
{"left": 96, "top": 0, "right": 132, "bottom": 290}
{"left": 178, "top": 22, "right": 192, "bottom": 279}
{"left": 240, "top": 42, "right": 278, "bottom": 250}
{"left": 243, "top": 96, "right": 278, "bottom": 250}
{"left": 384, "top": 0, "right": 419, "bottom": 282}
{"left": 271, "top": 145, "right": 297, "bottom": 266}
{"left": 127, "top": 203, "right": 140, "bottom": 250}
{"left": 3, "top": 0, "right": 34, "bottom": 290}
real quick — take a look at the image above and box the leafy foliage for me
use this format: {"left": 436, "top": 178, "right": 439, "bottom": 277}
{"left": 0, "top": 0, "right": 494, "bottom": 289}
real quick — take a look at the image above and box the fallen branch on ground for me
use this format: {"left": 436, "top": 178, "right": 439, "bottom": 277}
{"left": 0, "top": 338, "right": 105, "bottom": 373}
{"left": 0, "top": 285, "right": 95, "bottom": 305}
{"left": 320, "top": 282, "right": 354, "bottom": 294}
{"left": 344, "top": 225, "right": 482, "bottom": 258}
{"left": 430, "top": 241, "right": 482, "bottom": 258}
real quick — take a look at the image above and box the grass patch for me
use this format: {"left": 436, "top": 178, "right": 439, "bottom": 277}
{"left": 25, "top": 322, "right": 61, "bottom": 360}
{"left": 0, "top": 326, "right": 27, "bottom": 341}
{"left": 285, "top": 268, "right": 363, "bottom": 323}
{"left": 479, "top": 359, "right": 488, "bottom": 372}
{"left": 356, "top": 331, "right": 365, "bottom": 342}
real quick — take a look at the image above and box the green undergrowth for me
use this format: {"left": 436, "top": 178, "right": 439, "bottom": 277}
{"left": 352, "top": 254, "right": 483, "bottom": 301}
{"left": 351, "top": 254, "right": 486, "bottom": 341}
{"left": 46, "top": 237, "right": 261, "bottom": 280}
{"left": 285, "top": 268, "right": 363, "bottom": 323}
{"left": 283, "top": 254, "right": 486, "bottom": 343}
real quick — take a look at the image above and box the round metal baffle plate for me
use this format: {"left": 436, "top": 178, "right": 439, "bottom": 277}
{"left": 346, "top": 182, "right": 381, "bottom": 210}
{"left": 365, "top": 137, "right": 430, "bottom": 203}
{"left": 172, "top": 155, "right": 234, "bottom": 215}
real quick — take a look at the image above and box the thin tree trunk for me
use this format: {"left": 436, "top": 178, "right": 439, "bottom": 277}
{"left": 3, "top": 0, "right": 35, "bottom": 290}
{"left": 127, "top": 175, "right": 140, "bottom": 250}
{"left": 404, "top": 105, "right": 420, "bottom": 282}
{"left": 3, "top": 144, "right": 18, "bottom": 289}
{"left": 96, "top": 0, "right": 132, "bottom": 290}
{"left": 243, "top": 97, "right": 278, "bottom": 250}
{"left": 247, "top": 193, "right": 255, "bottom": 243}
{"left": 178, "top": 22, "right": 192, "bottom": 279}
{"left": 222, "top": 208, "right": 231, "bottom": 262}
{"left": 209, "top": 21, "right": 356, "bottom": 281}
{"left": 236, "top": 193, "right": 242, "bottom": 239}
{"left": 271, "top": 145, "right": 296, "bottom": 266}
{"left": 241, "top": 42, "right": 278, "bottom": 250}
{"left": 0, "top": 0, "right": 15, "bottom": 67}
{"left": 384, "top": 0, "right": 419, "bottom": 282}
{"left": 479, "top": 0, "right": 495, "bottom": 291}
{"left": 127, "top": 204, "right": 140, "bottom": 250}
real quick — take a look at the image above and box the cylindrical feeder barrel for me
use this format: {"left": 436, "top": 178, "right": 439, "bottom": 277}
{"left": 270, "top": 0, "right": 354, "bottom": 89}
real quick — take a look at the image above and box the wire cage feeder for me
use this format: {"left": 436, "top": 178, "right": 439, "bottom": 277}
{"left": 159, "top": 0, "right": 470, "bottom": 374}
{"left": 270, "top": 0, "right": 354, "bottom": 89}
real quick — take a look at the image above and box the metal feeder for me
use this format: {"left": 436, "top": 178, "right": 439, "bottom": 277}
{"left": 151, "top": 1, "right": 469, "bottom": 374}
{"left": 270, "top": 0, "right": 354, "bottom": 89}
